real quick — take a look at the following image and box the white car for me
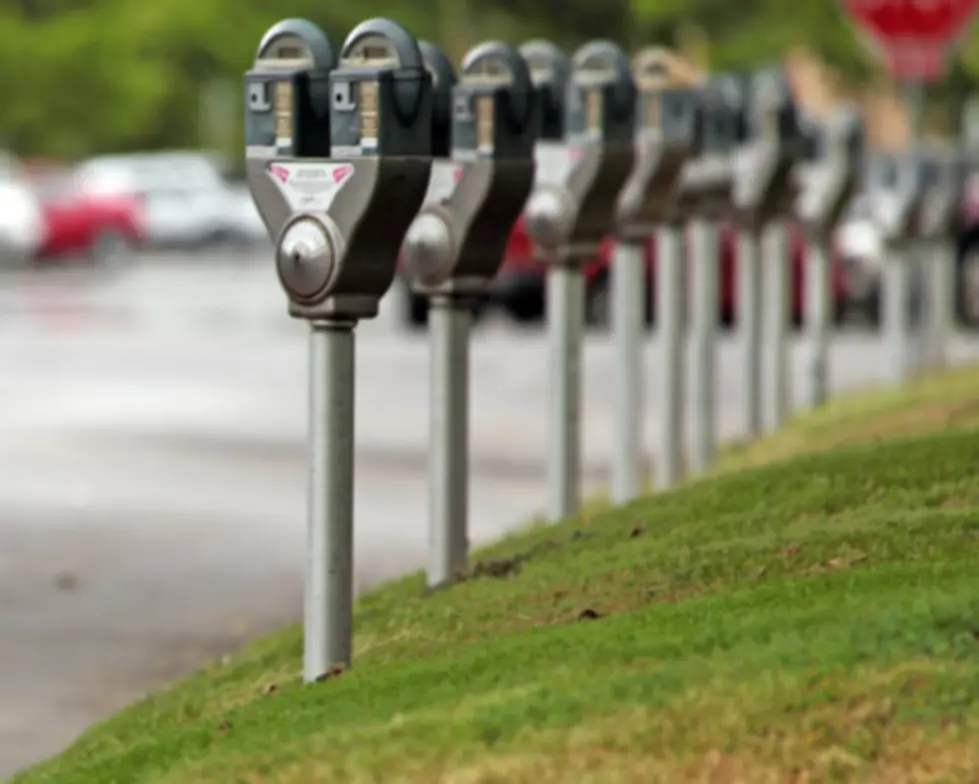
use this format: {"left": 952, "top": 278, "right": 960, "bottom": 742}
{"left": 0, "top": 170, "right": 44, "bottom": 265}
{"left": 74, "top": 151, "right": 265, "bottom": 249}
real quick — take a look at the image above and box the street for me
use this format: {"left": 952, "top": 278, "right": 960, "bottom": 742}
{"left": 1, "top": 252, "right": 977, "bottom": 779}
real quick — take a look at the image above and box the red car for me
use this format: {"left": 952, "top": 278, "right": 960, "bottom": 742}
{"left": 404, "top": 216, "right": 848, "bottom": 328}
{"left": 26, "top": 164, "right": 145, "bottom": 264}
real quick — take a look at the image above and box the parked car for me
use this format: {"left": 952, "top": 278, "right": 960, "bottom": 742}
{"left": 400, "top": 216, "right": 848, "bottom": 329}
{"left": 74, "top": 151, "right": 265, "bottom": 249}
{"left": 23, "top": 164, "right": 145, "bottom": 264}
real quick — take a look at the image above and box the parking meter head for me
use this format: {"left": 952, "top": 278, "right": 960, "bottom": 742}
{"left": 567, "top": 41, "right": 636, "bottom": 145}
{"left": 246, "top": 19, "right": 335, "bottom": 157}
{"left": 453, "top": 41, "right": 539, "bottom": 159}
{"left": 701, "top": 73, "right": 749, "bottom": 155}
{"left": 419, "top": 41, "right": 456, "bottom": 158}
{"left": 748, "top": 67, "right": 800, "bottom": 155}
{"left": 330, "top": 18, "right": 433, "bottom": 156}
{"left": 632, "top": 48, "right": 702, "bottom": 153}
{"left": 519, "top": 40, "right": 569, "bottom": 141}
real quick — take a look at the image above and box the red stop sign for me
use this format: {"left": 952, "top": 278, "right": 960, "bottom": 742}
{"left": 842, "top": 0, "right": 979, "bottom": 81}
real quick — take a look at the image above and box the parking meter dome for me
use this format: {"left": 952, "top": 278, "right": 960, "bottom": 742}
{"left": 524, "top": 187, "right": 573, "bottom": 249}
{"left": 402, "top": 212, "right": 454, "bottom": 287}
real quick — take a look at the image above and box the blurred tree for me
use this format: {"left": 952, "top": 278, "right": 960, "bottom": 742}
{"left": 0, "top": 0, "right": 975, "bottom": 157}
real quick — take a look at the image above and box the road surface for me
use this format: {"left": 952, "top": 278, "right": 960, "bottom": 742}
{"left": 1, "top": 253, "right": 976, "bottom": 779}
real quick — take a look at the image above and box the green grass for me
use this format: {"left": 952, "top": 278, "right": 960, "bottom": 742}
{"left": 15, "top": 367, "right": 979, "bottom": 783}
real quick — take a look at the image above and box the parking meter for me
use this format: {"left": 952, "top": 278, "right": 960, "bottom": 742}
{"left": 616, "top": 48, "right": 701, "bottom": 238}
{"left": 401, "top": 41, "right": 539, "bottom": 589}
{"left": 523, "top": 40, "right": 636, "bottom": 260}
{"left": 732, "top": 67, "right": 803, "bottom": 229}
{"left": 245, "top": 18, "right": 435, "bottom": 683}
{"left": 796, "top": 106, "right": 864, "bottom": 239}
{"left": 796, "top": 107, "right": 864, "bottom": 409}
{"left": 918, "top": 143, "right": 967, "bottom": 372}
{"left": 244, "top": 18, "right": 335, "bottom": 159}
{"left": 868, "top": 148, "right": 925, "bottom": 383}
{"left": 732, "top": 67, "right": 803, "bottom": 433}
{"left": 610, "top": 47, "right": 700, "bottom": 501}
{"left": 680, "top": 73, "right": 746, "bottom": 221}
{"left": 402, "top": 41, "right": 538, "bottom": 296}
{"left": 248, "top": 18, "right": 434, "bottom": 323}
{"left": 683, "top": 73, "right": 748, "bottom": 476}
{"left": 522, "top": 40, "right": 636, "bottom": 522}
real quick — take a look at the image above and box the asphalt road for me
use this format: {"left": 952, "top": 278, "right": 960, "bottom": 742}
{"left": 1, "top": 252, "right": 977, "bottom": 779}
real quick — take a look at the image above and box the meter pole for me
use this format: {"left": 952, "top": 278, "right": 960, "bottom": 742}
{"left": 884, "top": 250, "right": 915, "bottom": 383}
{"left": 688, "top": 218, "right": 718, "bottom": 474}
{"left": 611, "top": 240, "right": 645, "bottom": 502}
{"left": 737, "top": 227, "right": 763, "bottom": 436}
{"left": 803, "top": 234, "right": 832, "bottom": 408}
{"left": 762, "top": 220, "right": 791, "bottom": 432}
{"left": 427, "top": 295, "right": 470, "bottom": 588}
{"left": 926, "top": 239, "right": 954, "bottom": 370}
{"left": 654, "top": 225, "right": 684, "bottom": 490}
{"left": 547, "top": 262, "right": 584, "bottom": 520}
{"left": 305, "top": 319, "right": 356, "bottom": 681}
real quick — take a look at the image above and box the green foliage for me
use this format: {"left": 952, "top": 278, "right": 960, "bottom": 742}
{"left": 0, "top": 0, "right": 976, "bottom": 157}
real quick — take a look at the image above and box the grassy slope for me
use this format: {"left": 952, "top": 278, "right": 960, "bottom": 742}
{"left": 15, "top": 367, "right": 979, "bottom": 784}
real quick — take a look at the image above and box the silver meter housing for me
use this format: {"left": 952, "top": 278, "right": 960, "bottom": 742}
{"left": 616, "top": 48, "right": 702, "bottom": 239}
{"left": 401, "top": 41, "right": 538, "bottom": 297}
{"left": 246, "top": 18, "right": 435, "bottom": 322}
{"left": 523, "top": 40, "right": 637, "bottom": 263}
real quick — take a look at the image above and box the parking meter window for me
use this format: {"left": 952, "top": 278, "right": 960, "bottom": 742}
{"left": 452, "top": 42, "right": 539, "bottom": 160}
{"left": 330, "top": 20, "right": 433, "bottom": 157}
{"left": 245, "top": 18, "right": 335, "bottom": 157}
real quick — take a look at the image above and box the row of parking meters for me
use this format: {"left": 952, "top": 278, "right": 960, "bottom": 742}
{"left": 243, "top": 17, "right": 969, "bottom": 681}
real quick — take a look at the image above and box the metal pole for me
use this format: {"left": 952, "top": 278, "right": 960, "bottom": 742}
{"left": 547, "top": 264, "right": 584, "bottom": 520}
{"left": 688, "top": 218, "right": 718, "bottom": 474}
{"left": 737, "top": 227, "right": 763, "bottom": 437}
{"left": 883, "top": 252, "right": 914, "bottom": 383}
{"left": 802, "top": 236, "right": 831, "bottom": 408}
{"left": 905, "top": 82, "right": 926, "bottom": 377}
{"left": 611, "top": 240, "right": 645, "bottom": 503}
{"left": 762, "top": 220, "right": 791, "bottom": 432}
{"left": 925, "top": 239, "right": 955, "bottom": 370}
{"left": 427, "top": 297, "right": 470, "bottom": 588}
{"left": 654, "top": 225, "right": 684, "bottom": 490}
{"left": 305, "top": 320, "right": 355, "bottom": 682}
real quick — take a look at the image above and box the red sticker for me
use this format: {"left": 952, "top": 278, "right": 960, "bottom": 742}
{"left": 332, "top": 164, "right": 354, "bottom": 184}
{"left": 269, "top": 164, "right": 290, "bottom": 183}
